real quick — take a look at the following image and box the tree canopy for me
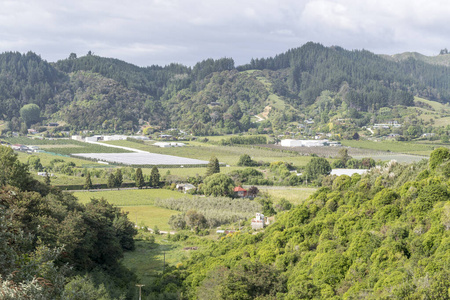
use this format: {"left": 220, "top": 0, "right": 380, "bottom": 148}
{"left": 202, "top": 173, "right": 235, "bottom": 197}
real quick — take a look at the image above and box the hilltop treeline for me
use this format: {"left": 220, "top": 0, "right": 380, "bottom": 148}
{"left": 239, "top": 42, "right": 450, "bottom": 108}
{"left": 154, "top": 151, "right": 450, "bottom": 299}
{"left": 0, "top": 145, "right": 137, "bottom": 299}
{"left": 2, "top": 43, "right": 450, "bottom": 134}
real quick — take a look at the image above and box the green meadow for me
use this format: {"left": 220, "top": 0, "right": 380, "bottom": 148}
{"left": 73, "top": 189, "right": 188, "bottom": 231}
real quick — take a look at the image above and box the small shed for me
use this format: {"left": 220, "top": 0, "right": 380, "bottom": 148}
{"left": 176, "top": 183, "right": 196, "bottom": 193}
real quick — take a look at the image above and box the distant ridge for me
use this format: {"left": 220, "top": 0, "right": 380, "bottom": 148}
{"left": 382, "top": 51, "right": 450, "bottom": 67}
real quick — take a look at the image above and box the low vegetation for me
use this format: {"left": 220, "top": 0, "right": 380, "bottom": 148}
{"left": 155, "top": 196, "right": 262, "bottom": 229}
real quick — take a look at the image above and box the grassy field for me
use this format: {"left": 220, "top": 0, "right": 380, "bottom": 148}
{"left": 258, "top": 186, "right": 317, "bottom": 205}
{"left": 341, "top": 140, "right": 434, "bottom": 156}
{"left": 123, "top": 234, "right": 195, "bottom": 295}
{"left": 433, "top": 116, "right": 450, "bottom": 127}
{"left": 74, "top": 189, "right": 187, "bottom": 230}
{"left": 414, "top": 96, "right": 450, "bottom": 112}
{"left": 121, "top": 206, "right": 180, "bottom": 231}
{"left": 413, "top": 97, "right": 450, "bottom": 127}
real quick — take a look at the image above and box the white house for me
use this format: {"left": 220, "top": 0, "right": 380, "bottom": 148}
{"left": 251, "top": 213, "right": 265, "bottom": 230}
{"left": 176, "top": 183, "right": 196, "bottom": 193}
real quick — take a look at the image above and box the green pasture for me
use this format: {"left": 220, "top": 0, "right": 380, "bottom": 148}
{"left": 341, "top": 140, "right": 434, "bottom": 156}
{"left": 414, "top": 96, "right": 450, "bottom": 112}
{"left": 267, "top": 94, "right": 286, "bottom": 111}
{"left": 123, "top": 234, "right": 193, "bottom": 291}
{"left": 258, "top": 186, "right": 317, "bottom": 205}
{"left": 433, "top": 116, "right": 450, "bottom": 127}
{"left": 74, "top": 189, "right": 187, "bottom": 230}
{"left": 121, "top": 206, "right": 180, "bottom": 231}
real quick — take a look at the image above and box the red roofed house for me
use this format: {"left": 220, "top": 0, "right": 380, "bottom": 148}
{"left": 234, "top": 186, "right": 247, "bottom": 198}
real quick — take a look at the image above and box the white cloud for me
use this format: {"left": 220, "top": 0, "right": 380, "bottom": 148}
{"left": 0, "top": 0, "right": 450, "bottom": 66}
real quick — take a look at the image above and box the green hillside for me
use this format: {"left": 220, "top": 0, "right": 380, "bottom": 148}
{"left": 2, "top": 43, "right": 450, "bottom": 136}
{"left": 154, "top": 150, "right": 450, "bottom": 299}
{"left": 387, "top": 51, "right": 450, "bottom": 67}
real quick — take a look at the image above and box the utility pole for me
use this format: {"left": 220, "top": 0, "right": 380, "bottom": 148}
{"left": 136, "top": 284, "right": 144, "bottom": 300}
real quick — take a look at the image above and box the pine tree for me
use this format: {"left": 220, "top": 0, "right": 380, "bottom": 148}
{"left": 114, "top": 169, "right": 123, "bottom": 189}
{"left": 84, "top": 172, "right": 93, "bottom": 190}
{"left": 206, "top": 156, "right": 220, "bottom": 177}
{"left": 107, "top": 173, "right": 115, "bottom": 189}
{"left": 150, "top": 166, "right": 160, "bottom": 188}
{"left": 44, "top": 172, "right": 51, "bottom": 186}
{"left": 135, "top": 168, "right": 145, "bottom": 189}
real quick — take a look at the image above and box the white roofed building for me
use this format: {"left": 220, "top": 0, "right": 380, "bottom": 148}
{"left": 280, "top": 139, "right": 329, "bottom": 147}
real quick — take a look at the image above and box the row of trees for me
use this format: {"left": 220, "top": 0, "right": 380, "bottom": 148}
{"left": 84, "top": 166, "right": 161, "bottom": 190}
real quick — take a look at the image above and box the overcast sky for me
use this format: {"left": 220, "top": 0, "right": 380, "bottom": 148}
{"left": 1, "top": 0, "right": 449, "bottom": 67}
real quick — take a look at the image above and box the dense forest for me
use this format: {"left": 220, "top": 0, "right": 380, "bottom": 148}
{"left": 1, "top": 43, "right": 450, "bottom": 134}
{"left": 0, "top": 145, "right": 137, "bottom": 299}
{"left": 153, "top": 149, "right": 450, "bottom": 299}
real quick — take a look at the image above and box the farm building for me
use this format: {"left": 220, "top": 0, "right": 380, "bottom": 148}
{"left": 331, "top": 169, "right": 368, "bottom": 176}
{"left": 130, "top": 136, "right": 150, "bottom": 141}
{"left": 176, "top": 183, "right": 196, "bottom": 193}
{"left": 103, "top": 135, "right": 127, "bottom": 141}
{"left": 85, "top": 135, "right": 102, "bottom": 142}
{"left": 71, "top": 135, "right": 83, "bottom": 141}
{"left": 234, "top": 186, "right": 248, "bottom": 198}
{"left": 154, "top": 142, "right": 186, "bottom": 148}
{"left": 37, "top": 172, "right": 53, "bottom": 177}
{"left": 280, "top": 139, "right": 330, "bottom": 147}
{"left": 11, "top": 144, "right": 28, "bottom": 151}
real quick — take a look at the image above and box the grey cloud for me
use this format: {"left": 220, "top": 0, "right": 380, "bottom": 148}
{"left": 1, "top": 0, "right": 450, "bottom": 66}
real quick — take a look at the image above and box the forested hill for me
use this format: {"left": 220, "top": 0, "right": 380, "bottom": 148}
{"left": 2, "top": 43, "right": 450, "bottom": 133}
{"left": 158, "top": 149, "right": 450, "bottom": 299}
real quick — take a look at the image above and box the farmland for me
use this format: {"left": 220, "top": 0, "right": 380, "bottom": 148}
{"left": 103, "top": 139, "right": 312, "bottom": 166}
{"left": 3, "top": 137, "right": 131, "bottom": 154}
{"left": 341, "top": 140, "right": 434, "bottom": 156}
{"left": 73, "top": 152, "right": 209, "bottom": 166}
{"left": 257, "top": 186, "right": 317, "bottom": 205}
{"left": 73, "top": 189, "right": 187, "bottom": 231}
